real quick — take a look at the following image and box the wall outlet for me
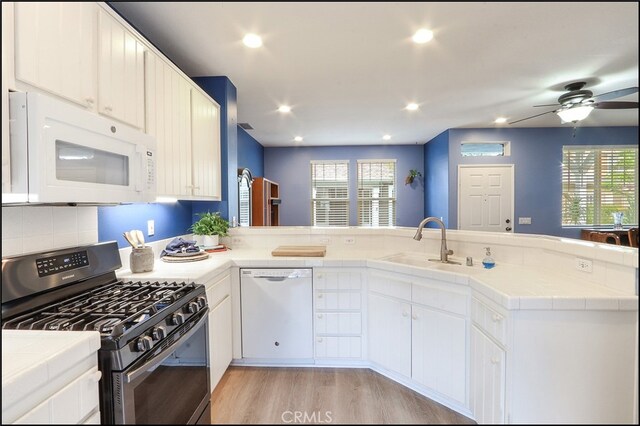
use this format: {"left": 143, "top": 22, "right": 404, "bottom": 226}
{"left": 518, "top": 217, "right": 532, "bottom": 225}
{"left": 319, "top": 237, "right": 332, "bottom": 244}
{"left": 147, "top": 220, "right": 155, "bottom": 236}
{"left": 231, "top": 237, "right": 243, "bottom": 245}
{"left": 575, "top": 258, "right": 592, "bottom": 273}
{"left": 343, "top": 237, "right": 356, "bottom": 245}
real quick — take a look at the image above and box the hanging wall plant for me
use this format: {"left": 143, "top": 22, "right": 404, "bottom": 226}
{"left": 405, "top": 169, "right": 422, "bottom": 185}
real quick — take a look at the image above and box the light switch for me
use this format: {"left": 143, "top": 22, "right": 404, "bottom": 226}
{"left": 147, "top": 220, "right": 155, "bottom": 236}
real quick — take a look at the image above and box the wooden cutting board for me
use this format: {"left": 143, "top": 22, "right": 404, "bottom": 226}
{"left": 271, "top": 245, "right": 327, "bottom": 257}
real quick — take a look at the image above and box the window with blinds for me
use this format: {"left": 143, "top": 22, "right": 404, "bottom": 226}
{"left": 311, "top": 161, "right": 349, "bottom": 226}
{"left": 357, "top": 160, "right": 396, "bottom": 226}
{"left": 562, "top": 146, "right": 638, "bottom": 226}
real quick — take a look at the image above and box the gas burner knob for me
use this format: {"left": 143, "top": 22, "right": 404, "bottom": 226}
{"left": 135, "top": 336, "right": 153, "bottom": 352}
{"left": 196, "top": 296, "right": 207, "bottom": 309}
{"left": 185, "top": 301, "right": 199, "bottom": 314}
{"left": 171, "top": 312, "right": 185, "bottom": 325}
{"left": 151, "top": 326, "right": 167, "bottom": 341}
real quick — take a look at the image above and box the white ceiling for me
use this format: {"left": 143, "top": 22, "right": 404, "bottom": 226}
{"left": 109, "top": 2, "right": 639, "bottom": 147}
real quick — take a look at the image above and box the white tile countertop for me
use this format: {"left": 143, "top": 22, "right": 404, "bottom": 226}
{"left": 2, "top": 330, "right": 101, "bottom": 424}
{"left": 117, "top": 234, "right": 638, "bottom": 312}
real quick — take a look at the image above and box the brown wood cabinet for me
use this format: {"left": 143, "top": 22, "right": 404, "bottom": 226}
{"left": 252, "top": 177, "right": 280, "bottom": 226}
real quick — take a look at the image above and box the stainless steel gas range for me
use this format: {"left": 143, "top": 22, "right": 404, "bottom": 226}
{"left": 1, "top": 242, "right": 211, "bottom": 424}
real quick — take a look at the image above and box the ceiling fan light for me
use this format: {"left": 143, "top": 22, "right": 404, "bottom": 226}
{"left": 557, "top": 105, "right": 594, "bottom": 123}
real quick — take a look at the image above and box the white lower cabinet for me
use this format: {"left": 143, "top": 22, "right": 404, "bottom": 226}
{"left": 470, "top": 325, "right": 505, "bottom": 424}
{"left": 367, "top": 270, "right": 469, "bottom": 407}
{"left": 205, "top": 272, "right": 233, "bottom": 392}
{"left": 313, "top": 269, "right": 364, "bottom": 360}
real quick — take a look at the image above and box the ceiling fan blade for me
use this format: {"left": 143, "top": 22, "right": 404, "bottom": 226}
{"left": 533, "top": 103, "right": 560, "bottom": 107}
{"left": 509, "top": 109, "right": 556, "bottom": 125}
{"left": 592, "top": 86, "right": 638, "bottom": 102}
{"left": 593, "top": 101, "right": 639, "bottom": 109}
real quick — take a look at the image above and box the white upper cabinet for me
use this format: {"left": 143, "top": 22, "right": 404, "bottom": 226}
{"left": 146, "top": 52, "right": 221, "bottom": 200}
{"left": 98, "top": 9, "right": 145, "bottom": 129}
{"left": 14, "top": 2, "right": 97, "bottom": 108}
{"left": 191, "top": 88, "right": 221, "bottom": 199}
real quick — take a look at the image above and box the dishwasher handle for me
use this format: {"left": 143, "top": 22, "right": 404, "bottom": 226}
{"left": 253, "top": 276, "right": 287, "bottom": 281}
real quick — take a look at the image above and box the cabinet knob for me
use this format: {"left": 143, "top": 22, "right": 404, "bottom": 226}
{"left": 317, "top": 294, "right": 323, "bottom": 299}
{"left": 90, "top": 371, "right": 102, "bottom": 383}
{"left": 402, "top": 311, "right": 409, "bottom": 317}
{"left": 492, "top": 314, "right": 502, "bottom": 322}
{"left": 317, "top": 338, "right": 323, "bottom": 343}
{"left": 317, "top": 274, "right": 323, "bottom": 279}
{"left": 85, "top": 97, "right": 95, "bottom": 105}
{"left": 412, "top": 313, "right": 419, "bottom": 320}
{"left": 317, "top": 314, "right": 323, "bottom": 319}
{"left": 491, "top": 357, "right": 501, "bottom": 365}
{"left": 104, "top": 105, "right": 113, "bottom": 112}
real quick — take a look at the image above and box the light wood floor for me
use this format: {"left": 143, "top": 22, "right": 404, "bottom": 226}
{"left": 210, "top": 366, "right": 475, "bottom": 424}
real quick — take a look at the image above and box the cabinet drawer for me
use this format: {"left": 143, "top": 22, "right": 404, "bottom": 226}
{"left": 315, "top": 291, "right": 361, "bottom": 310}
{"left": 14, "top": 367, "right": 101, "bottom": 424}
{"left": 206, "top": 272, "right": 231, "bottom": 308}
{"left": 315, "top": 312, "right": 362, "bottom": 335}
{"left": 368, "top": 271, "right": 411, "bottom": 301}
{"left": 315, "top": 336, "right": 362, "bottom": 359}
{"left": 314, "top": 271, "right": 363, "bottom": 290}
{"left": 471, "top": 298, "right": 507, "bottom": 346}
{"left": 412, "top": 283, "right": 468, "bottom": 316}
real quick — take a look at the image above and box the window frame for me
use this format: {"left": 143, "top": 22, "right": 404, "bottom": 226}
{"left": 561, "top": 145, "right": 638, "bottom": 227}
{"left": 310, "top": 160, "right": 350, "bottom": 227}
{"left": 356, "top": 159, "right": 397, "bottom": 227}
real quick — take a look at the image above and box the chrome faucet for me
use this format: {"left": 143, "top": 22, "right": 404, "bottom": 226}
{"left": 413, "top": 217, "right": 459, "bottom": 264}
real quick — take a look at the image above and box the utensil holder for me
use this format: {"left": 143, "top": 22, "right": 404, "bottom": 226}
{"left": 130, "top": 246, "right": 154, "bottom": 273}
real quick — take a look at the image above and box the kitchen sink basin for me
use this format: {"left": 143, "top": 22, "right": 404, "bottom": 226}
{"left": 379, "top": 252, "right": 468, "bottom": 270}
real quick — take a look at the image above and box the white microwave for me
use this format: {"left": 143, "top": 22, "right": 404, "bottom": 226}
{"left": 3, "top": 92, "right": 156, "bottom": 204}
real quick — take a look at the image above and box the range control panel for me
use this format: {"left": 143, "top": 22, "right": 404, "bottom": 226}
{"left": 36, "top": 250, "right": 89, "bottom": 277}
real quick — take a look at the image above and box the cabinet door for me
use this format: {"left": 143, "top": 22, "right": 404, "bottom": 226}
{"left": 191, "top": 88, "right": 221, "bottom": 199}
{"left": 470, "top": 325, "right": 506, "bottom": 424}
{"left": 14, "top": 2, "right": 96, "bottom": 108}
{"left": 208, "top": 295, "right": 233, "bottom": 392}
{"left": 145, "top": 53, "right": 192, "bottom": 197}
{"left": 412, "top": 304, "right": 467, "bottom": 405}
{"left": 367, "top": 292, "right": 411, "bottom": 377}
{"left": 98, "top": 9, "right": 145, "bottom": 129}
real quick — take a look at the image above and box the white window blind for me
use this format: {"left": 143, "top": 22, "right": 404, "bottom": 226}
{"left": 562, "top": 146, "right": 638, "bottom": 226}
{"left": 311, "top": 161, "right": 349, "bottom": 226}
{"left": 357, "top": 160, "right": 396, "bottom": 226}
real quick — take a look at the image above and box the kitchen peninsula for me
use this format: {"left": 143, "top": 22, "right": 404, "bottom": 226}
{"left": 115, "top": 226, "right": 638, "bottom": 425}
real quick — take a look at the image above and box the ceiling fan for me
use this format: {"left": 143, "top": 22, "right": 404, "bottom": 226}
{"left": 509, "top": 82, "right": 638, "bottom": 125}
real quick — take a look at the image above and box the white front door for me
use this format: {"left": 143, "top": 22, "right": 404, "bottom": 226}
{"left": 458, "top": 165, "right": 514, "bottom": 232}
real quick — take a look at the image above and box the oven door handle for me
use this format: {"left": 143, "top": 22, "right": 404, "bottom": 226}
{"left": 125, "top": 310, "right": 208, "bottom": 384}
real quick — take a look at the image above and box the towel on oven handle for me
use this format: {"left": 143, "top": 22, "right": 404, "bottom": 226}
{"left": 160, "top": 237, "right": 200, "bottom": 258}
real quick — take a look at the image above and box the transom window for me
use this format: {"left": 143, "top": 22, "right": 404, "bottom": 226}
{"left": 357, "top": 160, "right": 396, "bottom": 227}
{"left": 310, "top": 161, "right": 349, "bottom": 226}
{"left": 562, "top": 146, "right": 638, "bottom": 226}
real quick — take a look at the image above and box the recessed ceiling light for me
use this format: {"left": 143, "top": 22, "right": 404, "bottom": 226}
{"left": 406, "top": 103, "right": 419, "bottom": 111}
{"left": 412, "top": 29, "right": 433, "bottom": 44}
{"left": 243, "top": 33, "right": 263, "bottom": 48}
{"left": 494, "top": 117, "right": 507, "bottom": 124}
{"left": 294, "top": 136, "right": 303, "bottom": 142}
{"left": 278, "top": 105, "right": 291, "bottom": 113}
{"left": 383, "top": 134, "right": 392, "bottom": 141}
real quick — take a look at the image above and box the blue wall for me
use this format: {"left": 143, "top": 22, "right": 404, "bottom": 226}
{"left": 264, "top": 145, "right": 425, "bottom": 227}
{"left": 429, "top": 126, "right": 637, "bottom": 239}
{"left": 424, "top": 130, "right": 450, "bottom": 228}
{"left": 237, "top": 127, "right": 264, "bottom": 177}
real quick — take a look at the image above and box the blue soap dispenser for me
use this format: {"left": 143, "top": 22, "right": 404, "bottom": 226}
{"left": 482, "top": 247, "right": 495, "bottom": 269}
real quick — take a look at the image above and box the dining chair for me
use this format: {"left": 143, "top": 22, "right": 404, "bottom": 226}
{"left": 628, "top": 228, "right": 638, "bottom": 248}
{"left": 589, "top": 232, "right": 621, "bottom": 245}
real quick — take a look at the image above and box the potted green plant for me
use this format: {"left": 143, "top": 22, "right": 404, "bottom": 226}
{"left": 190, "top": 211, "right": 229, "bottom": 247}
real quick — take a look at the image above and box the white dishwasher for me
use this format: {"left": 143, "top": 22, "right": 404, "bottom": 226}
{"left": 240, "top": 268, "right": 313, "bottom": 361}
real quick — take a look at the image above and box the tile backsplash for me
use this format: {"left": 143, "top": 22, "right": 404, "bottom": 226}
{"left": 2, "top": 206, "right": 98, "bottom": 257}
